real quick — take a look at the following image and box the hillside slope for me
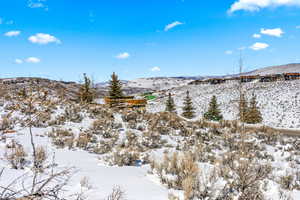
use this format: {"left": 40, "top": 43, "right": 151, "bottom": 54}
{"left": 148, "top": 79, "right": 300, "bottom": 129}
{"left": 246, "top": 63, "right": 300, "bottom": 75}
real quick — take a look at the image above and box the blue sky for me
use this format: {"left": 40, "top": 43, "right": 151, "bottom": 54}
{"left": 1, "top": 0, "right": 300, "bottom": 82}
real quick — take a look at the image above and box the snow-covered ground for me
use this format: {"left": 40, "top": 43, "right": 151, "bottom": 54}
{"left": 0, "top": 78, "right": 300, "bottom": 200}
{"left": 148, "top": 80, "right": 300, "bottom": 129}
{"left": 124, "top": 77, "right": 193, "bottom": 91}
{"left": 0, "top": 127, "right": 169, "bottom": 200}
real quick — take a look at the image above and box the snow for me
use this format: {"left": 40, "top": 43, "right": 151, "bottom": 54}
{"left": 148, "top": 79, "right": 300, "bottom": 129}
{"left": 0, "top": 127, "right": 169, "bottom": 200}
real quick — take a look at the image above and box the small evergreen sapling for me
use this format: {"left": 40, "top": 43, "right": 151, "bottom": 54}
{"left": 182, "top": 91, "right": 195, "bottom": 119}
{"left": 245, "top": 94, "right": 263, "bottom": 124}
{"left": 204, "top": 95, "right": 223, "bottom": 121}
{"left": 108, "top": 72, "right": 123, "bottom": 99}
{"left": 78, "top": 73, "right": 96, "bottom": 104}
{"left": 239, "top": 93, "right": 248, "bottom": 122}
{"left": 165, "top": 93, "right": 176, "bottom": 113}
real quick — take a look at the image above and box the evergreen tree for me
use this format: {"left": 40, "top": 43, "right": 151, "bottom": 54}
{"left": 108, "top": 72, "right": 123, "bottom": 99}
{"left": 78, "top": 73, "right": 96, "bottom": 103}
{"left": 244, "top": 94, "right": 262, "bottom": 124}
{"left": 239, "top": 93, "right": 248, "bottom": 122}
{"left": 204, "top": 95, "right": 223, "bottom": 121}
{"left": 165, "top": 93, "right": 176, "bottom": 113}
{"left": 182, "top": 91, "right": 195, "bottom": 119}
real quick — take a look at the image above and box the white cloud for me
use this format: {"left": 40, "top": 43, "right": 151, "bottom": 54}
{"left": 116, "top": 52, "right": 130, "bottom": 59}
{"left": 249, "top": 42, "right": 269, "bottom": 50}
{"left": 260, "top": 28, "right": 284, "bottom": 37}
{"left": 229, "top": 0, "right": 300, "bottom": 13}
{"left": 4, "top": 31, "right": 21, "bottom": 37}
{"left": 150, "top": 66, "right": 161, "bottom": 72}
{"left": 15, "top": 59, "right": 23, "bottom": 64}
{"left": 253, "top": 33, "right": 261, "bottom": 38}
{"left": 28, "top": 33, "right": 61, "bottom": 45}
{"left": 28, "top": 0, "right": 47, "bottom": 9}
{"left": 164, "top": 21, "right": 184, "bottom": 31}
{"left": 26, "top": 57, "right": 41, "bottom": 63}
{"left": 225, "top": 50, "right": 233, "bottom": 55}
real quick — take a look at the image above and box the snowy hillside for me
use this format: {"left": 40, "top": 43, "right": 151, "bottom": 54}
{"left": 98, "top": 77, "right": 195, "bottom": 91}
{"left": 148, "top": 79, "right": 300, "bottom": 129}
{"left": 245, "top": 63, "right": 300, "bottom": 76}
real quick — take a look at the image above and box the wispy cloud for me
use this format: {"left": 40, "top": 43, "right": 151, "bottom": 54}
{"left": 4, "top": 30, "right": 21, "bottom": 37}
{"left": 228, "top": 0, "right": 300, "bottom": 13}
{"left": 260, "top": 28, "right": 284, "bottom": 37}
{"left": 14, "top": 59, "right": 23, "bottom": 64}
{"left": 253, "top": 33, "right": 261, "bottom": 38}
{"left": 28, "top": 0, "right": 48, "bottom": 10}
{"left": 26, "top": 57, "right": 41, "bottom": 63}
{"left": 28, "top": 33, "right": 61, "bottom": 45}
{"left": 164, "top": 21, "right": 184, "bottom": 31}
{"left": 225, "top": 50, "right": 233, "bottom": 55}
{"left": 249, "top": 42, "right": 269, "bottom": 51}
{"left": 15, "top": 57, "right": 41, "bottom": 64}
{"left": 116, "top": 52, "right": 130, "bottom": 59}
{"left": 0, "top": 18, "right": 14, "bottom": 25}
{"left": 150, "top": 66, "right": 161, "bottom": 72}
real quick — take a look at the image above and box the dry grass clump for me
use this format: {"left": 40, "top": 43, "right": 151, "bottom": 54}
{"left": 34, "top": 146, "right": 48, "bottom": 171}
{"left": 0, "top": 115, "right": 13, "bottom": 131}
{"left": 48, "top": 128, "right": 75, "bottom": 149}
{"left": 76, "top": 132, "right": 92, "bottom": 150}
{"left": 106, "top": 147, "right": 141, "bottom": 166}
{"left": 31, "top": 111, "right": 52, "bottom": 128}
{"left": 278, "top": 171, "right": 300, "bottom": 191}
{"left": 5, "top": 143, "right": 28, "bottom": 169}
{"left": 142, "top": 131, "right": 166, "bottom": 149}
{"left": 220, "top": 152, "right": 272, "bottom": 200}
{"left": 105, "top": 186, "right": 126, "bottom": 200}
{"left": 151, "top": 152, "right": 199, "bottom": 191}
{"left": 93, "top": 140, "right": 115, "bottom": 154}
{"left": 146, "top": 112, "right": 189, "bottom": 136}
{"left": 63, "top": 104, "right": 83, "bottom": 123}
{"left": 91, "top": 118, "right": 120, "bottom": 138}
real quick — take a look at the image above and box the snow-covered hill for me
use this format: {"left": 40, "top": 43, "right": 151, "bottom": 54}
{"left": 246, "top": 63, "right": 300, "bottom": 76}
{"left": 124, "top": 77, "right": 194, "bottom": 90}
{"left": 148, "top": 79, "right": 300, "bottom": 129}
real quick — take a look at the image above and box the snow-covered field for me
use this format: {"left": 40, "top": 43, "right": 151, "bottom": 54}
{"left": 124, "top": 77, "right": 193, "bottom": 91}
{"left": 0, "top": 78, "right": 300, "bottom": 200}
{"left": 148, "top": 80, "right": 300, "bottom": 129}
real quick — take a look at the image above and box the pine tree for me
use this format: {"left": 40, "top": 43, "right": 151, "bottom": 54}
{"left": 108, "top": 72, "right": 123, "bottom": 99}
{"left": 244, "top": 94, "right": 262, "bottom": 124}
{"left": 239, "top": 93, "right": 248, "bottom": 122}
{"left": 165, "top": 93, "right": 176, "bottom": 113}
{"left": 78, "top": 73, "right": 96, "bottom": 103}
{"left": 204, "top": 95, "right": 223, "bottom": 121}
{"left": 182, "top": 91, "right": 195, "bottom": 119}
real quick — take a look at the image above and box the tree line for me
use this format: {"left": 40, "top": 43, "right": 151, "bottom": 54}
{"left": 79, "top": 72, "right": 263, "bottom": 124}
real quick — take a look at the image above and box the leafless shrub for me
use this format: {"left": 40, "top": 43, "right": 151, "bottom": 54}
{"left": 221, "top": 152, "right": 272, "bottom": 200}
{"left": 279, "top": 172, "right": 299, "bottom": 191}
{"left": 104, "top": 186, "right": 126, "bottom": 200}
{"left": 76, "top": 133, "right": 92, "bottom": 150}
{"left": 151, "top": 152, "right": 199, "bottom": 191}
{"left": 107, "top": 148, "right": 140, "bottom": 166}
{"left": 34, "top": 146, "right": 48, "bottom": 171}
{"left": 64, "top": 104, "right": 83, "bottom": 123}
{"left": 0, "top": 115, "right": 13, "bottom": 131}
{"left": 4, "top": 144, "right": 27, "bottom": 169}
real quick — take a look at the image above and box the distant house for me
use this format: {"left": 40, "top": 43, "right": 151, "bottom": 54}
{"left": 104, "top": 96, "right": 147, "bottom": 110}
